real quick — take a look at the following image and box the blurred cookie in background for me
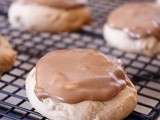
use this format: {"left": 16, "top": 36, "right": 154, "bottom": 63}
{"left": 103, "top": 2, "right": 160, "bottom": 57}
{"left": 0, "top": 36, "right": 17, "bottom": 75}
{"left": 8, "top": 0, "right": 92, "bottom": 33}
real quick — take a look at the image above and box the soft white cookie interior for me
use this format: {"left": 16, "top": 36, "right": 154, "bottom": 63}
{"left": 76, "top": 0, "right": 88, "bottom": 4}
{"left": 26, "top": 67, "right": 137, "bottom": 120}
{"left": 103, "top": 24, "right": 160, "bottom": 56}
{"left": 157, "top": 0, "right": 160, "bottom": 4}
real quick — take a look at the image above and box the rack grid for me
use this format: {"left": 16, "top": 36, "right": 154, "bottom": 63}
{"left": 0, "top": 0, "right": 160, "bottom": 120}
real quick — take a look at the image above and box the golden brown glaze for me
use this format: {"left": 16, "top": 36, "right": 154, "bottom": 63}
{"left": 108, "top": 3, "right": 160, "bottom": 39}
{"left": 17, "top": 0, "right": 87, "bottom": 9}
{"left": 35, "top": 49, "right": 127, "bottom": 103}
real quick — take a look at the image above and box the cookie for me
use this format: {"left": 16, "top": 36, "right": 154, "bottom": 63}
{"left": 0, "top": 36, "right": 17, "bottom": 75}
{"left": 8, "top": 0, "right": 91, "bottom": 33}
{"left": 103, "top": 3, "right": 160, "bottom": 57}
{"left": 26, "top": 49, "right": 137, "bottom": 120}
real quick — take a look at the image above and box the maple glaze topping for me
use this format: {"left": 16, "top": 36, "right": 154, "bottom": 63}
{"left": 108, "top": 3, "right": 160, "bottom": 39}
{"left": 17, "top": 0, "right": 87, "bottom": 9}
{"left": 35, "top": 49, "right": 127, "bottom": 103}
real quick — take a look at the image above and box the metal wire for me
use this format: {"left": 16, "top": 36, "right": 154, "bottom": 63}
{"left": 0, "top": 0, "right": 160, "bottom": 120}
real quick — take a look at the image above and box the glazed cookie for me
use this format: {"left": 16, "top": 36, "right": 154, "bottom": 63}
{"left": 26, "top": 49, "right": 137, "bottom": 120}
{"left": 8, "top": 0, "right": 91, "bottom": 33}
{"left": 103, "top": 3, "right": 160, "bottom": 57}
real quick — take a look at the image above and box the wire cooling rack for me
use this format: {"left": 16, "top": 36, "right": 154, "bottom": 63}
{"left": 0, "top": 0, "right": 160, "bottom": 120}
